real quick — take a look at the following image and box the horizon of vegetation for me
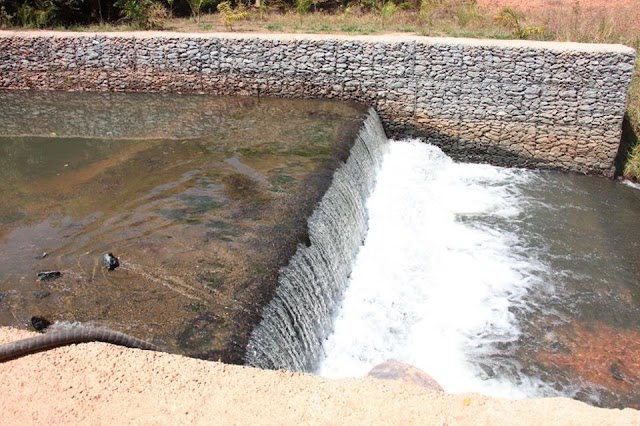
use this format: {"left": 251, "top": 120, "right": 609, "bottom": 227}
{"left": 0, "top": 0, "right": 638, "bottom": 180}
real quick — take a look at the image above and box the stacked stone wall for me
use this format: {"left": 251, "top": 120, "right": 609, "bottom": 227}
{"left": 0, "top": 31, "right": 635, "bottom": 175}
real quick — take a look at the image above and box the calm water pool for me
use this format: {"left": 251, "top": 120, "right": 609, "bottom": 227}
{"left": 0, "top": 90, "right": 368, "bottom": 362}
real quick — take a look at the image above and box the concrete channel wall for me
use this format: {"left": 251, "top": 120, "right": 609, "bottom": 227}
{"left": 0, "top": 31, "right": 636, "bottom": 175}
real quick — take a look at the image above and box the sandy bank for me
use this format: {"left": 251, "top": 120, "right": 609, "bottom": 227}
{"left": 0, "top": 327, "right": 638, "bottom": 425}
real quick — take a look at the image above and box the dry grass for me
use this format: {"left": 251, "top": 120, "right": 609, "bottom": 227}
{"left": 624, "top": 62, "right": 640, "bottom": 180}
{"left": 514, "top": 1, "right": 638, "bottom": 45}
{"left": 157, "top": 9, "right": 509, "bottom": 38}
{"left": 153, "top": 1, "right": 640, "bottom": 44}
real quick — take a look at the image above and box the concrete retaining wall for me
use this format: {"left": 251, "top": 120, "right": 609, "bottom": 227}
{"left": 0, "top": 31, "right": 636, "bottom": 175}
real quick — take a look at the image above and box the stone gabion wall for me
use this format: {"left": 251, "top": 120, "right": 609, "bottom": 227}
{"left": 0, "top": 32, "right": 636, "bottom": 175}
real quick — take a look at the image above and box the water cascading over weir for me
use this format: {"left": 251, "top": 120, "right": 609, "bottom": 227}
{"left": 0, "top": 31, "right": 636, "bottom": 372}
{"left": 246, "top": 109, "right": 388, "bottom": 372}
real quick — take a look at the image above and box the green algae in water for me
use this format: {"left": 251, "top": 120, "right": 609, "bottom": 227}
{"left": 0, "top": 90, "right": 369, "bottom": 362}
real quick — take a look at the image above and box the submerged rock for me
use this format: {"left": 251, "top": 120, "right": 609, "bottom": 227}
{"left": 611, "top": 363, "right": 624, "bottom": 381}
{"left": 34, "top": 290, "right": 51, "bottom": 300}
{"left": 37, "top": 271, "right": 61, "bottom": 282}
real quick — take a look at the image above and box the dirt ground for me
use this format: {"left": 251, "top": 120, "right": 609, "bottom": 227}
{"left": 0, "top": 327, "right": 638, "bottom": 425}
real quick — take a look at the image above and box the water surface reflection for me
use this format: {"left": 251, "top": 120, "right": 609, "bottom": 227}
{"left": 0, "top": 91, "right": 368, "bottom": 362}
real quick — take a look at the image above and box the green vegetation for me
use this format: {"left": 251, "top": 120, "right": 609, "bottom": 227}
{"left": 0, "top": 0, "right": 638, "bottom": 179}
{"left": 265, "top": 22, "right": 282, "bottom": 30}
{"left": 217, "top": 0, "right": 248, "bottom": 29}
{"left": 0, "top": 0, "right": 559, "bottom": 35}
{"left": 493, "top": 7, "right": 543, "bottom": 40}
{"left": 295, "top": 0, "right": 313, "bottom": 16}
{"left": 625, "top": 142, "right": 640, "bottom": 180}
{"left": 187, "top": 0, "right": 217, "bottom": 22}
{"left": 624, "top": 60, "right": 640, "bottom": 180}
{"left": 115, "top": 0, "right": 168, "bottom": 28}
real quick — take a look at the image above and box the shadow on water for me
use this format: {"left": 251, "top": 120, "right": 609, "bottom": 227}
{"left": 388, "top": 123, "right": 569, "bottom": 173}
{"left": 614, "top": 114, "right": 638, "bottom": 178}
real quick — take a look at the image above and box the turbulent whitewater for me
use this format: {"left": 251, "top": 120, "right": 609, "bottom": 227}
{"left": 245, "top": 132, "right": 640, "bottom": 408}
{"left": 245, "top": 109, "right": 388, "bottom": 372}
{"left": 317, "top": 140, "right": 548, "bottom": 397}
{"left": 318, "top": 139, "right": 640, "bottom": 408}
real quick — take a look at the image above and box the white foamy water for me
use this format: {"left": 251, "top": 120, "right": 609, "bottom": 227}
{"left": 622, "top": 179, "right": 640, "bottom": 190}
{"left": 317, "top": 140, "right": 553, "bottom": 399}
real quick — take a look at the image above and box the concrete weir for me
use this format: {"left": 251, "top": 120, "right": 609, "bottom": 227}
{"left": 0, "top": 31, "right": 636, "bottom": 175}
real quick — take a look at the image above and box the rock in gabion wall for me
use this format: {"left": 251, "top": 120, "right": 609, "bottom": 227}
{"left": 0, "top": 31, "right": 636, "bottom": 175}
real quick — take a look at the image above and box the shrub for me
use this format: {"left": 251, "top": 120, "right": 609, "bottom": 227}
{"left": 494, "top": 7, "right": 544, "bottom": 39}
{"left": 217, "top": 1, "right": 248, "bottom": 30}
{"left": 624, "top": 143, "right": 640, "bottom": 181}
{"left": 455, "top": 1, "right": 478, "bottom": 28}
{"left": 186, "top": 0, "right": 217, "bottom": 23}
{"left": 0, "top": 5, "right": 14, "bottom": 28}
{"left": 379, "top": 1, "right": 397, "bottom": 28}
{"left": 115, "top": 0, "right": 168, "bottom": 29}
{"left": 295, "top": 0, "right": 313, "bottom": 15}
{"left": 15, "top": 1, "right": 57, "bottom": 28}
{"left": 418, "top": 0, "right": 438, "bottom": 25}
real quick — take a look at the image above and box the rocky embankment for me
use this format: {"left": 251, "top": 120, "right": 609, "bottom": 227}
{"left": 0, "top": 31, "right": 636, "bottom": 175}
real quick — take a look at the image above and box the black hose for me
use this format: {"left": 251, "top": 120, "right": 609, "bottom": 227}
{"left": 0, "top": 327, "right": 159, "bottom": 362}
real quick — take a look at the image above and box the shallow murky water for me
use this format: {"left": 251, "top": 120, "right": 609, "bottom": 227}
{"left": 0, "top": 90, "right": 368, "bottom": 362}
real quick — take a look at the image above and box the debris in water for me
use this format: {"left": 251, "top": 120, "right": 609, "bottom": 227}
{"left": 611, "top": 363, "right": 624, "bottom": 381}
{"left": 102, "top": 253, "right": 120, "bottom": 270}
{"left": 30, "top": 316, "right": 51, "bottom": 332}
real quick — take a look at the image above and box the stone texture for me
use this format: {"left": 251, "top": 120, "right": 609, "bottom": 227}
{"left": 0, "top": 31, "right": 636, "bottom": 175}
{"left": 368, "top": 360, "right": 445, "bottom": 391}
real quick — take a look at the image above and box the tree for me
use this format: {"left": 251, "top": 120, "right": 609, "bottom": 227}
{"left": 186, "top": 0, "right": 216, "bottom": 23}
